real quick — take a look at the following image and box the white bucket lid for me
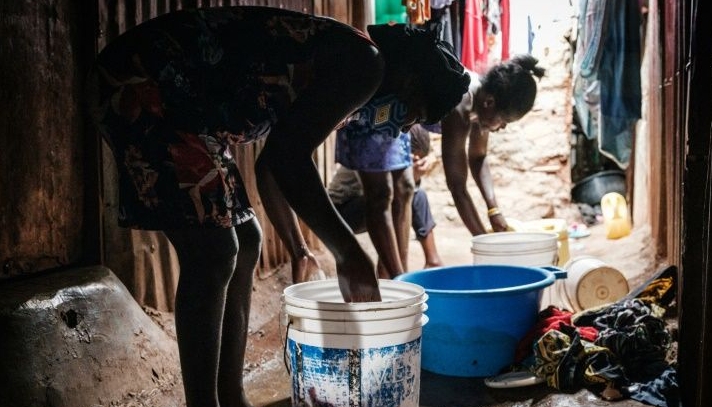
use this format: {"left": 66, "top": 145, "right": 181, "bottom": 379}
{"left": 562, "top": 256, "right": 629, "bottom": 311}
{"left": 282, "top": 278, "right": 426, "bottom": 312}
{"left": 471, "top": 231, "right": 558, "bottom": 254}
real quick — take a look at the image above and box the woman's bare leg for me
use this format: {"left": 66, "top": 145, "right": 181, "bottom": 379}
{"left": 218, "top": 217, "right": 262, "bottom": 407}
{"left": 165, "top": 227, "right": 239, "bottom": 407}
{"left": 418, "top": 231, "right": 443, "bottom": 268}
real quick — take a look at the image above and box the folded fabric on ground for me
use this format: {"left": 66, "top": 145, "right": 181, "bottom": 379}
{"left": 515, "top": 306, "right": 598, "bottom": 364}
{"left": 531, "top": 299, "right": 678, "bottom": 407}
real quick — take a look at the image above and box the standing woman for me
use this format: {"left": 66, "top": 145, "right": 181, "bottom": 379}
{"left": 441, "top": 54, "right": 545, "bottom": 236}
{"left": 336, "top": 24, "right": 467, "bottom": 278}
{"left": 87, "top": 6, "right": 469, "bottom": 407}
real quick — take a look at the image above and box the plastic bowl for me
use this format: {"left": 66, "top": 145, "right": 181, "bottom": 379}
{"left": 571, "top": 170, "right": 626, "bottom": 205}
{"left": 395, "top": 264, "right": 566, "bottom": 377}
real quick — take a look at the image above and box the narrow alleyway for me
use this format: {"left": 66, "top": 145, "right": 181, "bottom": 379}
{"left": 238, "top": 3, "right": 672, "bottom": 403}
{"left": 90, "top": 2, "right": 674, "bottom": 406}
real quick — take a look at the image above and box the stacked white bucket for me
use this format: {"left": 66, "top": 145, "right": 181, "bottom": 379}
{"left": 281, "top": 279, "right": 428, "bottom": 407}
{"left": 471, "top": 231, "right": 561, "bottom": 309}
{"left": 471, "top": 231, "right": 630, "bottom": 311}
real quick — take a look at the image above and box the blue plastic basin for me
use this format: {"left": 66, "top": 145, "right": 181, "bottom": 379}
{"left": 394, "top": 264, "right": 566, "bottom": 377}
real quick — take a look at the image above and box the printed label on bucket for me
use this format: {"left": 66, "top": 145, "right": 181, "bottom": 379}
{"left": 287, "top": 338, "right": 422, "bottom": 407}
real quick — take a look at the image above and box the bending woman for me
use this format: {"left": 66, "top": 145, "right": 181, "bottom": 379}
{"left": 88, "top": 6, "right": 468, "bottom": 407}
{"left": 441, "top": 54, "right": 545, "bottom": 236}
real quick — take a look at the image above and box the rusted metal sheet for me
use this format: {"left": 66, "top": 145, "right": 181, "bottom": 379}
{"left": 0, "top": 1, "right": 93, "bottom": 278}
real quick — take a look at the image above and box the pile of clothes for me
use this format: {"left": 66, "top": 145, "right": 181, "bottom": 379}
{"left": 514, "top": 266, "right": 678, "bottom": 407}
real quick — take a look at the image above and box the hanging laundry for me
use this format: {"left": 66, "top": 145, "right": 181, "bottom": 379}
{"left": 572, "top": 0, "right": 608, "bottom": 144}
{"left": 461, "top": 1, "right": 511, "bottom": 73}
{"left": 484, "top": 0, "right": 502, "bottom": 66}
{"left": 597, "top": 0, "right": 642, "bottom": 169}
{"left": 500, "top": 0, "right": 510, "bottom": 60}
{"left": 404, "top": 0, "right": 431, "bottom": 24}
{"left": 572, "top": 0, "right": 642, "bottom": 169}
{"left": 428, "top": 0, "right": 457, "bottom": 47}
{"left": 461, "top": 0, "right": 488, "bottom": 73}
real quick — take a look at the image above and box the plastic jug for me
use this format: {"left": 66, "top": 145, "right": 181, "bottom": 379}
{"left": 601, "top": 192, "right": 631, "bottom": 239}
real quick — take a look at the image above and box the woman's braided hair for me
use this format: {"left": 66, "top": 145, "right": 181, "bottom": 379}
{"left": 480, "top": 54, "right": 545, "bottom": 121}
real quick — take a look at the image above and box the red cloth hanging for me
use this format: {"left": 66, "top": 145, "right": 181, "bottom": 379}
{"left": 461, "top": 0, "right": 488, "bottom": 74}
{"left": 500, "top": 0, "right": 510, "bottom": 61}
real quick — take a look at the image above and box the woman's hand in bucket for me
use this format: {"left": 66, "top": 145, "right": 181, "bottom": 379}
{"left": 336, "top": 253, "right": 381, "bottom": 303}
{"left": 489, "top": 213, "right": 510, "bottom": 232}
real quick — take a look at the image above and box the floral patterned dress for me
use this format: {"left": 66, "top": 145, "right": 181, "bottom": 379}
{"left": 88, "top": 6, "right": 369, "bottom": 229}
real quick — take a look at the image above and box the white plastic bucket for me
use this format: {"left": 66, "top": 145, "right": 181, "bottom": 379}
{"left": 471, "top": 232, "right": 559, "bottom": 310}
{"left": 519, "top": 218, "right": 570, "bottom": 266}
{"left": 282, "top": 279, "right": 428, "bottom": 407}
{"left": 471, "top": 232, "right": 559, "bottom": 267}
{"left": 561, "top": 256, "right": 630, "bottom": 311}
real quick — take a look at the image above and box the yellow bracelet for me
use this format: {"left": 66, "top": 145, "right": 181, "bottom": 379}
{"left": 487, "top": 207, "right": 501, "bottom": 217}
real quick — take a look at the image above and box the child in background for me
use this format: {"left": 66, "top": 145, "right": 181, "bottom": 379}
{"left": 409, "top": 124, "right": 443, "bottom": 268}
{"left": 328, "top": 124, "right": 443, "bottom": 269}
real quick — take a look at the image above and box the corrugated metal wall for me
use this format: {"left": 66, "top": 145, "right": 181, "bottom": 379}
{"left": 96, "top": 0, "right": 357, "bottom": 310}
